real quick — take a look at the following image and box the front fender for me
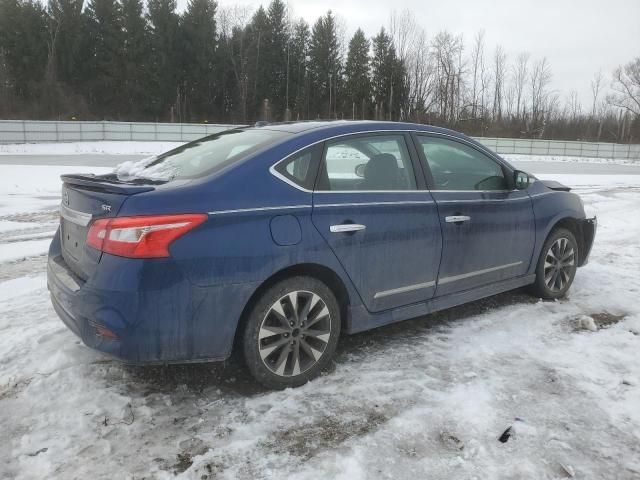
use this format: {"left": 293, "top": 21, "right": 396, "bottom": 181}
{"left": 528, "top": 187, "right": 586, "bottom": 275}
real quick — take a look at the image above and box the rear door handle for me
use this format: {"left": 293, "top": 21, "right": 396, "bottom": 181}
{"left": 445, "top": 215, "right": 471, "bottom": 223}
{"left": 330, "top": 224, "right": 366, "bottom": 233}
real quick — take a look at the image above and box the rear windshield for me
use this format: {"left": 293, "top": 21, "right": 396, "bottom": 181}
{"left": 115, "top": 128, "right": 289, "bottom": 181}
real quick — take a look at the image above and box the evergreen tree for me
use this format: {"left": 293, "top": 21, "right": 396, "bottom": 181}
{"left": 47, "top": 0, "right": 88, "bottom": 88}
{"left": 121, "top": 0, "right": 151, "bottom": 118}
{"left": 0, "top": 0, "right": 48, "bottom": 98}
{"left": 344, "top": 28, "right": 370, "bottom": 119}
{"left": 289, "top": 19, "right": 309, "bottom": 119}
{"left": 371, "top": 27, "right": 406, "bottom": 120}
{"left": 308, "top": 11, "right": 341, "bottom": 118}
{"left": 265, "top": 0, "right": 288, "bottom": 119}
{"left": 181, "top": 0, "right": 217, "bottom": 120}
{"left": 147, "top": 0, "right": 180, "bottom": 119}
{"left": 84, "top": 0, "right": 123, "bottom": 117}
{"left": 246, "top": 6, "right": 269, "bottom": 120}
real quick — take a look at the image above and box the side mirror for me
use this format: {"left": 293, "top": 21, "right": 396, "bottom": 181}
{"left": 513, "top": 170, "right": 531, "bottom": 190}
{"left": 355, "top": 163, "right": 366, "bottom": 178}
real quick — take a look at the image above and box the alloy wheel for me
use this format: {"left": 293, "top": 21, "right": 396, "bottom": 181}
{"left": 544, "top": 237, "right": 575, "bottom": 292}
{"left": 258, "top": 290, "right": 332, "bottom": 377}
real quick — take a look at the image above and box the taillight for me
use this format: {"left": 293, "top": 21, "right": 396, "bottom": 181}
{"left": 87, "top": 214, "right": 207, "bottom": 258}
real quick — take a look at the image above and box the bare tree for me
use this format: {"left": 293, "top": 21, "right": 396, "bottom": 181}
{"left": 389, "top": 9, "right": 415, "bottom": 63}
{"left": 469, "top": 30, "right": 485, "bottom": 119}
{"left": 529, "top": 57, "right": 552, "bottom": 136}
{"left": 567, "top": 90, "right": 581, "bottom": 122}
{"left": 432, "top": 31, "right": 464, "bottom": 123}
{"left": 512, "top": 52, "right": 529, "bottom": 121}
{"left": 590, "top": 69, "right": 603, "bottom": 117}
{"left": 405, "top": 27, "right": 436, "bottom": 121}
{"left": 492, "top": 45, "right": 506, "bottom": 120}
{"left": 607, "top": 57, "right": 640, "bottom": 116}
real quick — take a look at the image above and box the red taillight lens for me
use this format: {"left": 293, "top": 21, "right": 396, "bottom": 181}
{"left": 87, "top": 214, "right": 207, "bottom": 258}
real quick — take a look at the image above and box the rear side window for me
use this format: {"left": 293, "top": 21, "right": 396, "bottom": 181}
{"left": 116, "top": 128, "right": 289, "bottom": 181}
{"left": 317, "top": 134, "right": 417, "bottom": 191}
{"left": 418, "top": 136, "right": 507, "bottom": 191}
{"left": 274, "top": 148, "right": 316, "bottom": 190}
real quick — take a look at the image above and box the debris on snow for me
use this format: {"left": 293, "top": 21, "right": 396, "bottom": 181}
{"left": 559, "top": 462, "right": 576, "bottom": 477}
{"left": 439, "top": 430, "right": 465, "bottom": 451}
{"left": 576, "top": 315, "right": 598, "bottom": 332}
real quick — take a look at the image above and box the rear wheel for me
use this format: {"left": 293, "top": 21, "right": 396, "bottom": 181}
{"left": 531, "top": 228, "right": 578, "bottom": 299}
{"left": 242, "top": 276, "right": 341, "bottom": 389}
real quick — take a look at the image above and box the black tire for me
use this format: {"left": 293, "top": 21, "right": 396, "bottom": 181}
{"left": 242, "top": 276, "right": 341, "bottom": 389}
{"left": 531, "top": 227, "right": 579, "bottom": 299}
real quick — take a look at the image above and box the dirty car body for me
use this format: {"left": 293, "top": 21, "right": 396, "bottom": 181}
{"left": 47, "top": 121, "right": 596, "bottom": 376}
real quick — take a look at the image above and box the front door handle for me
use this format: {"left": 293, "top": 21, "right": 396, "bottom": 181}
{"left": 445, "top": 215, "right": 471, "bottom": 224}
{"left": 330, "top": 224, "right": 366, "bottom": 233}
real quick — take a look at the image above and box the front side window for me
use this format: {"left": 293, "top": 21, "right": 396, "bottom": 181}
{"left": 418, "top": 136, "right": 507, "bottom": 191}
{"left": 318, "top": 134, "right": 417, "bottom": 191}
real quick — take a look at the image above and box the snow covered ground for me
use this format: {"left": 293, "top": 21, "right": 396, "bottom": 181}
{"left": 1, "top": 159, "right": 640, "bottom": 479}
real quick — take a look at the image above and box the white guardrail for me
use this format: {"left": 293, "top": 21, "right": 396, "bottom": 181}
{"left": 1, "top": 120, "right": 639, "bottom": 160}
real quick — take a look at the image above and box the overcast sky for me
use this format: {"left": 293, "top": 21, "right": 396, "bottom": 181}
{"left": 204, "top": 0, "right": 640, "bottom": 107}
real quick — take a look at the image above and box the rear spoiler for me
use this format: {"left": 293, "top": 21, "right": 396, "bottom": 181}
{"left": 61, "top": 174, "right": 156, "bottom": 195}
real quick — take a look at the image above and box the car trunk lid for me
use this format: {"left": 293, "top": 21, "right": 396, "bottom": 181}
{"left": 59, "top": 173, "right": 159, "bottom": 280}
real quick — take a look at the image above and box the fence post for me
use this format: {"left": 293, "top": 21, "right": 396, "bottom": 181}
{"left": 22, "top": 121, "right": 27, "bottom": 143}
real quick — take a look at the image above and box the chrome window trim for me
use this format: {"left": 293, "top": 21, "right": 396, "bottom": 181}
{"left": 269, "top": 129, "right": 510, "bottom": 193}
{"left": 60, "top": 203, "right": 92, "bottom": 227}
{"left": 208, "top": 205, "right": 311, "bottom": 215}
{"left": 373, "top": 280, "right": 436, "bottom": 299}
{"left": 314, "top": 190, "right": 426, "bottom": 194}
{"left": 314, "top": 200, "right": 434, "bottom": 208}
{"left": 431, "top": 189, "right": 512, "bottom": 193}
{"left": 438, "top": 261, "right": 523, "bottom": 285}
{"left": 436, "top": 197, "right": 530, "bottom": 204}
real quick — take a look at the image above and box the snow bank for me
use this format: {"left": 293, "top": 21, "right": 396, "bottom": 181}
{"left": 503, "top": 153, "right": 640, "bottom": 166}
{"left": 0, "top": 141, "right": 183, "bottom": 156}
{"left": 0, "top": 165, "right": 111, "bottom": 196}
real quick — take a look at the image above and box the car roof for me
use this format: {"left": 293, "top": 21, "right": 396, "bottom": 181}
{"left": 257, "top": 120, "right": 471, "bottom": 141}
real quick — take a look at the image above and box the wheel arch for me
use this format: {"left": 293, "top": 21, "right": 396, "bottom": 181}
{"left": 548, "top": 216, "right": 588, "bottom": 265}
{"left": 232, "top": 263, "right": 351, "bottom": 353}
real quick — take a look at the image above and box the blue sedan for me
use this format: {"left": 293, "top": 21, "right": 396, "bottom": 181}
{"left": 47, "top": 121, "right": 596, "bottom": 389}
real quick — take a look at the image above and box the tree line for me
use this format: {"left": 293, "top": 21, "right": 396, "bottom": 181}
{"left": 0, "top": 0, "right": 639, "bottom": 142}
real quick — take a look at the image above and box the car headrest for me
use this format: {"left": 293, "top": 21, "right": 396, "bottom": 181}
{"left": 363, "top": 153, "right": 400, "bottom": 189}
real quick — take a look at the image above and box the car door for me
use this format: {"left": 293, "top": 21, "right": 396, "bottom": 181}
{"left": 311, "top": 132, "right": 442, "bottom": 312}
{"left": 414, "top": 134, "right": 536, "bottom": 297}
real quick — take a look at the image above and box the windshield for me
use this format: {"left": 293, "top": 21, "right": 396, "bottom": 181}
{"left": 115, "top": 128, "right": 289, "bottom": 181}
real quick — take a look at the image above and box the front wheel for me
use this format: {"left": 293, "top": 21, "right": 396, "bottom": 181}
{"left": 242, "top": 276, "right": 341, "bottom": 389}
{"left": 531, "top": 228, "right": 578, "bottom": 299}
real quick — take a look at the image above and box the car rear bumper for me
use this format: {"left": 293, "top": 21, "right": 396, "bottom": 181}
{"left": 578, "top": 216, "right": 597, "bottom": 266}
{"left": 47, "top": 234, "right": 258, "bottom": 365}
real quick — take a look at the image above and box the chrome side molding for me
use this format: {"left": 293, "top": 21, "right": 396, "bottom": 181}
{"left": 374, "top": 280, "right": 436, "bottom": 299}
{"left": 438, "top": 261, "right": 523, "bottom": 285}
